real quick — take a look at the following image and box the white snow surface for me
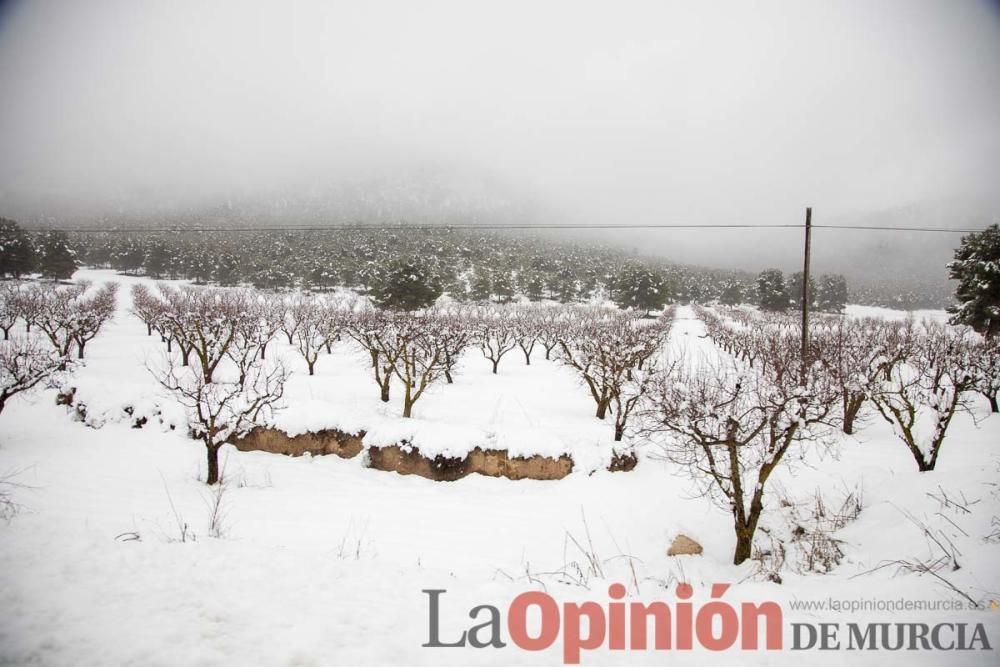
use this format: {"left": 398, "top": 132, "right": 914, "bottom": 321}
{"left": 0, "top": 270, "right": 997, "bottom": 666}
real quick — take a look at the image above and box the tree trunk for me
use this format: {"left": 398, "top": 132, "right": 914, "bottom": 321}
{"left": 733, "top": 528, "right": 754, "bottom": 565}
{"left": 445, "top": 368, "right": 453, "bottom": 384}
{"left": 596, "top": 399, "right": 609, "bottom": 420}
{"left": 987, "top": 393, "right": 998, "bottom": 414}
{"left": 987, "top": 318, "right": 999, "bottom": 341}
{"left": 491, "top": 359, "right": 499, "bottom": 374}
{"left": 146, "top": 323, "right": 152, "bottom": 336}
{"left": 380, "top": 378, "right": 391, "bottom": 402}
{"left": 206, "top": 445, "right": 220, "bottom": 485}
{"left": 307, "top": 362, "right": 315, "bottom": 376}
{"left": 403, "top": 384, "right": 413, "bottom": 418}
{"left": 614, "top": 421, "right": 625, "bottom": 441}
{"left": 260, "top": 343, "right": 267, "bottom": 359}
{"left": 77, "top": 343, "right": 85, "bottom": 359}
{"left": 843, "top": 394, "right": 864, "bottom": 435}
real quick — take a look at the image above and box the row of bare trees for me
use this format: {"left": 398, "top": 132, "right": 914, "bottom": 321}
{"left": 131, "top": 282, "right": 682, "bottom": 481}
{"left": 0, "top": 281, "right": 119, "bottom": 417}
{"left": 636, "top": 305, "right": 998, "bottom": 565}
{"left": 696, "top": 306, "right": 998, "bottom": 470}
{"left": 132, "top": 283, "right": 679, "bottom": 447}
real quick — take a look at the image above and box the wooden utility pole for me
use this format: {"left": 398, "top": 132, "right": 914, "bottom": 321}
{"left": 800, "top": 207, "right": 813, "bottom": 364}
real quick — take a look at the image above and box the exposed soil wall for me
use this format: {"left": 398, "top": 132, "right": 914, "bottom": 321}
{"left": 231, "top": 428, "right": 635, "bottom": 481}
{"left": 232, "top": 427, "right": 365, "bottom": 459}
{"left": 366, "top": 444, "right": 574, "bottom": 481}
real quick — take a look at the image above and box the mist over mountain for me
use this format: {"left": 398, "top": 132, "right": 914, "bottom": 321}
{"left": 8, "top": 171, "right": 995, "bottom": 308}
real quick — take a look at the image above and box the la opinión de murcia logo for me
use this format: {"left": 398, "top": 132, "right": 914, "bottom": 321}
{"left": 423, "top": 584, "right": 994, "bottom": 664}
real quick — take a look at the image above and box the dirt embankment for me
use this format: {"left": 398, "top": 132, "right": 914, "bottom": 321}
{"left": 231, "top": 427, "right": 636, "bottom": 482}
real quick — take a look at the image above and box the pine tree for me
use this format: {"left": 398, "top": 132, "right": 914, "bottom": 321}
{"left": 492, "top": 270, "right": 515, "bottom": 303}
{"left": 144, "top": 243, "right": 172, "bottom": 279}
{"left": 756, "top": 269, "right": 789, "bottom": 312}
{"left": 522, "top": 271, "right": 545, "bottom": 301}
{"left": 469, "top": 269, "right": 492, "bottom": 302}
{"left": 787, "top": 271, "right": 816, "bottom": 309}
{"left": 0, "top": 218, "right": 37, "bottom": 278}
{"left": 719, "top": 280, "right": 744, "bottom": 306}
{"left": 38, "top": 231, "right": 77, "bottom": 281}
{"left": 816, "top": 274, "right": 848, "bottom": 312}
{"left": 948, "top": 223, "right": 1000, "bottom": 339}
{"left": 552, "top": 267, "right": 579, "bottom": 303}
{"left": 370, "top": 258, "right": 443, "bottom": 311}
{"left": 612, "top": 264, "right": 669, "bottom": 314}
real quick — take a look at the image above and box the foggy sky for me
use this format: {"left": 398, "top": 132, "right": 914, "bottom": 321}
{"left": 1, "top": 0, "right": 998, "bottom": 271}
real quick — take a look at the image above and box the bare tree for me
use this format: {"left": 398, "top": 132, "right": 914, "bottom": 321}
{"left": 151, "top": 340, "right": 288, "bottom": 485}
{"left": 32, "top": 281, "right": 118, "bottom": 361}
{"left": 513, "top": 308, "right": 539, "bottom": 365}
{"left": 426, "top": 304, "right": 475, "bottom": 383}
{"left": 241, "top": 293, "right": 285, "bottom": 360}
{"left": 345, "top": 308, "right": 399, "bottom": 402}
{"left": 812, "top": 317, "right": 904, "bottom": 434}
{"left": 476, "top": 305, "right": 518, "bottom": 374}
{"left": 12, "top": 285, "right": 45, "bottom": 335}
{"left": 130, "top": 283, "right": 164, "bottom": 336}
{"left": 607, "top": 315, "right": 673, "bottom": 441}
{"left": 536, "top": 305, "right": 569, "bottom": 360}
{"left": 291, "top": 297, "right": 327, "bottom": 375}
{"left": 388, "top": 312, "right": 448, "bottom": 418}
{"left": 32, "top": 283, "right": 85, "bottom": 359}
{"left": 642, "top": 339, "right": 839, "bottom": 564}
{"left": 868, "top": 320, "right": 977, "bottom": 471}
{"left": 156, "top": 286, "right": 250, "bottom": 383}
{"left": 69, "top": 283, "right": 118, "bottom": 359}
{"left": 0, "top": 336, "right": 67, "bottom": 415}
{"left": 557, "top": 310, "right": 663, "bottom": 423}
{"left": 969, "top": 337, "right": 1000, "bottom": 413}
{"left": 0, "top": 283, "right": 22, "bottom": 340}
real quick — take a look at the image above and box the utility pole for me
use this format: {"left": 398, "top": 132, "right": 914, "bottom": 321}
{"left": 801, "top": 207, "right": 812, "bottom": 366}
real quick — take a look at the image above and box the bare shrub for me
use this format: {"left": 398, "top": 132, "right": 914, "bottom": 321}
{"left": 855, "top": 505, "right": 982, "bottom": 608}
{"left": 204, "top": 476, "right": 232, "bottom": 538}
{"left": 752, "top": 486, "right": 863, "bottom": 582}
{"left": 0, "top": 468, "right": 32, "bottom": 522}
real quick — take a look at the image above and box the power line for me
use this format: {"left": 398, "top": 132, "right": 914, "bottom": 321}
{"left": 19, "top": 223, "right": 986, "bottom": 234}
{"left": 812, "top": 224, "right": 981, "bottom": 233}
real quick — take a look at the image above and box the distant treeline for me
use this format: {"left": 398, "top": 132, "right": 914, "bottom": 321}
{"left": 1, "top": 217, "right": 951, "bottom": 310}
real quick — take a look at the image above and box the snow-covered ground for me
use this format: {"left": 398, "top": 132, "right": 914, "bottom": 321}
{"left": 1, "top": 270, "right": 998, "bottom": 666}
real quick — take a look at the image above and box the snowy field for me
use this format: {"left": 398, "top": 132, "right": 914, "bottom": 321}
{"left": 1, "top": 270, "right": 998, "bottom": 666}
